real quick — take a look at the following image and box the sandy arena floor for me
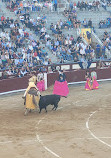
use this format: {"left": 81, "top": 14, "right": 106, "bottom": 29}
{"left": 0, "top": 82, "right": 111, "bottom": 158}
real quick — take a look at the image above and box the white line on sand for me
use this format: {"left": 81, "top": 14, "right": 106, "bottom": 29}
{"left": 36, "top": 96, "right": 111, "bottom": 158}
{"left": 36, "top": 107, "right": 64, "bottom": 158}
{"left": 0, "top": 141, "right": 13, "bottom": 144}
{"left": 86, "top": 110, "right": 111, "bottom": 148}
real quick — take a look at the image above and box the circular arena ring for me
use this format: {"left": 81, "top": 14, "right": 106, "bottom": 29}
{"left": 0, "top": 82, "right": 111, "bottom": 158}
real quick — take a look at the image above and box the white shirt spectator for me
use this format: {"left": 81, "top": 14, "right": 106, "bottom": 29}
{"left": 7, "top": 69, "right": 13, "bottom": 75}
{"left": 28, "top": 44, "right": 33, "bottom": 51}
{"left": 19, "top": 15, "right": 24, "bottom": 21}
{"left": 41, "top": 27, "right": 46, "bottom": 33}
{"left": 6, "top": 41, "right": 11, "bottom": 48}
{"left": 44, "top": 60, "right": 48, "bottom": 65}
{"left": 55, "top": 40, "right": 59, "bottom": 46}
{"left": 5, "top": 32, "right": 10, "bottom": 40}
{"left": 30, "top": 18, "right": 34, "bottom": 23}
{"left": 19, "top": 28, "right": 24, "bottom": 36}
{"left": 32, "top": 41, "right": 37, "bottom": 47}
{"left": 37, "top": 15, "right": 41, "bottom": 20}
{"left": 69, "top": 39, "right": 72, "bottom": 45}
{"left": 5, "top": 53, "right": 9, "bottom": 60}
{"left": 24, "top": 2, "right": 28, "bottom": 7}
{"left": 23, "top": 52, "right": 27, "bottom": 59}
{"left": 0, "top": 31, "right": 6, "bottom": 38}
{"left": 10, "top": 23, "right": 15, "bottom": 28}
{"left": 82, "top": 43, "right": 87, "bottom": 51}
{"left": 66, "top": 35, "right": 70, "bottom": 40}
{"left": 80, "top": 48, "right": 86, "bottom": 55}
{"left": 60, "top": 20, "right": 63, "bottom": 27}
{"left": 14, "top": 58, "right": 19, "bottom": 65}
{"left": 45, "top": 34, "right": 50, "bottom": 40}
{"left": 106, "top": 37, "right": 110, "bottom": 42}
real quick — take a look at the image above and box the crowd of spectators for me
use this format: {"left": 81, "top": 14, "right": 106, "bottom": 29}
{"left": 0, "top": 0, "right": 111, "bottom": 80}
{"left": 4, "top": 0, "right": 52, "bottom": 42}
{"left": 5, "top": 0, "right": 58, "bottom": 13}
{"left": 63, "top": 8, "right": 81, "bottom": 28}
{"left": 0, "top": 16, "right": 51, "bottom": 80}
{"left": 0, "top": 0, "right": 58, "bottom": 79}
{"left": 0, "top": 21, "right": 51, "bottom": 78}
{"left": 69, "top": 0, "right": 111, "bottom": 11}
{"left": 47, "top": 7, "right": 96, "bottom": 69}
{"left": 49, "top": 33, "right": 96, "bottom": 63}
{"left": 76, "top": 0, "right": 100, "bottom": 11}
{"left": 101, "top": 30, "right": 111, "bottom": 51}
{"left": 99, "top": 16, "right": 111, "bottom": 28}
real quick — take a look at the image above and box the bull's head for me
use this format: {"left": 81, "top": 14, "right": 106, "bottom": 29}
{"left": 28, "top": 89, "right": 39, "bottom": 96}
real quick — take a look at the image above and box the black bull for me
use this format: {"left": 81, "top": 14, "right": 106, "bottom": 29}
{"left": 28, "top": 89, "right": 61, "bottom": 113}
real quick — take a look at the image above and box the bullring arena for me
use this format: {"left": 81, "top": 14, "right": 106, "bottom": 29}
{"left": 0, "top": 82, "right": 111, "bottom": 158}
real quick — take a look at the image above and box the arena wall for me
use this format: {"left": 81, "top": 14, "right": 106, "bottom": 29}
{"left": 1, "top": 68, "right": 111, "bottom": 94}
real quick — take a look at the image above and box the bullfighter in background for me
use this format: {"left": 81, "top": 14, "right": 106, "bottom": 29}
{"left": 53, "top": 70, "right": 69, "bottom": 97}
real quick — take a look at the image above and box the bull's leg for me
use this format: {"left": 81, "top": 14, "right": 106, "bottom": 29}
{"left": 54, "top": 103, "right": 58, "bottom": 110}
{"left": 45, "top": 107, "right": 47, "bottom": 113}
{"left": 39, "top": 108, "right": 42, "bottom": 113}
{"left": 52, "top": 106, "right": 55, "bottom": 110}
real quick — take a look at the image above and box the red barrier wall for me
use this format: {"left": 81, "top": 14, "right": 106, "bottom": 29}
{"left": 0, "top": 68, "right": 111, "bottom": 93}
{"left": 0, "top": 76, "right": 30, "bottom": 93}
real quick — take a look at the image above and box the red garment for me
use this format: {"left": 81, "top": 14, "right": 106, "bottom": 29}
{"left": 92, "top": 76, "right": 99, "bottom": 89}
{"left": 74, "top": 3, "right": 76, "bottom": 6}
{"left": 34, "top": 52, "right": 37, "bottom": 57}
{"left": 53, "top": 81, "right": 69, "bottom": 97}
{"left": 85, "top": 78, "right": 92, "bottom": 90}
{"left": 1, "top": 16, "right": 5, "bottom": 21}
{"left": 37, "top": 80, "right": 45, "bottom": 92}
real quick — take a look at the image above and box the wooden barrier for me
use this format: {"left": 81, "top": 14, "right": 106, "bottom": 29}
{"left": 1, "top": 68, "right": 111, "bottom": 93}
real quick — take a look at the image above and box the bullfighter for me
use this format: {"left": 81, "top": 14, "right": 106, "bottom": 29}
{"left": 23, "top": 76, "right": 40, "bottom": 115}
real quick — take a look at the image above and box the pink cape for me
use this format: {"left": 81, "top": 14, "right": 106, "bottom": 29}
{"left": 53, "top": 80, "right": 69, "bottom": 96}
{"left": 92, "top": 77, "right": 99, "bottom": 89}
{"left": 85, "top": 78, "right": 92, "bottom": 90}
{"left": 37, "top": 80, "right": 45, "bottom": 92}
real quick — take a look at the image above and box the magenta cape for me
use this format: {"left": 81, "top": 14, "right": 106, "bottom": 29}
{"left": 92, "top": 77, "right": 99, "bottom": 89}
{"left": 53, "top": 80, "right": 69, "bottom": 96}
{"left": 37, "top": 80, "right": 45, "bottom": 92}
{"left": 85, "top": 78, "right": 92, "bottom": 90}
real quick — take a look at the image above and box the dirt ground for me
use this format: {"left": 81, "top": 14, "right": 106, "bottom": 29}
{"left": 0, "top": 82, "right": 111, "bottom": 158}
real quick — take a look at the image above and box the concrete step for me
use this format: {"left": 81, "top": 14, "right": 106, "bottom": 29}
{"left": 0, "top": 2, "right": 17, "bottom": 19}
{"left": 77, "top": 11, "right": 110, "bottom": 23}
{"left": 95, "top": 28, "right": 111, "bottom": 39}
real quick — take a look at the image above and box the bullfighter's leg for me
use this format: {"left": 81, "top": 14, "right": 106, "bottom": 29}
{"left": 29, "top": 109, "right": 31, "bottom": 113}
{"left": 24, "top": 109, "right": 29, "bottom": 116}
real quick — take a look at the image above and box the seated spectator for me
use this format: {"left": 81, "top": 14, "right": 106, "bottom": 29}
{"left": 7, "top": 69, "right": 13, "bottom": 75}
{"left": 100, "top": 54, "right": 105, "bottom": 61}
{"left": 52, "top": 45, "right": 57, "bottom": 55}
{"left": 20, "top": 67, "right": 27, "bottom": 76}
{"left": 88, "top": 19, "right": 93, "bottom": 28}
{"left": 43, "top": 59, "right": 48, "bottom": 65}
{"left": 2, "top": 70, "right": 8, "bottom": 79}
{"left": 17, "top": 71, "right": 22, "bottom": 78}
{"left": 83, "top": 18, "right": 88, "bottom": 28}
